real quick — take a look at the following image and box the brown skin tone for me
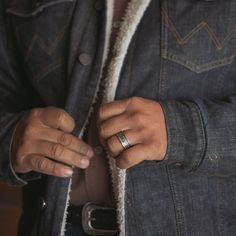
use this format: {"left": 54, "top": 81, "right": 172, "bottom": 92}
{"left": 97, "top": 97, "right": 167, "bottom": 169}
{"left": 11, "top": 97, "right": 167, "bottom": 176}
{"left": 11, "top": 107, "right": 94, "bottom": 177}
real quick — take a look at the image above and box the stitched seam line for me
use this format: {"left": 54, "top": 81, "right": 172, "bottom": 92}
{"left": 190, "top": 102, "right": 208, "bottom": 172}
{"left": 35, "top": 59, "right": 65, "bottom": 81}
{"left": 162, "top": 7, "right": 236, "bottom": 50}
{"left": 158, "top": 0, "right": 169, "bottom": 100}
{"left": 26, "top": 14, "right": 72, "bottom": 59}
{"left": 166, "top": 166, "right": 185, "bottom": 236}
{"left": 6, "top": 0, "right": 75, "bottom": 17}
{"left": 164, "top": 51, "right": 235, "bottom": 73}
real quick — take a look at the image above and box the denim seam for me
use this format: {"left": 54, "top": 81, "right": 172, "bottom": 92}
{"left": 191, "top": 102, "right": 207, "bottom": 172}
{"left": 6, "top": 0, "right": 75, "bottom": 18}
{"left": 162, "top": 7, "right": 236, "bottom": 50}
{"left": 166, "top": 166, "right": 186, "bottom": 236}
{"left": 126, "top": 33, "right": 138, "bottom": 96}
{"left": 159, "top": 102, "right": 171, "bottom": 162}
{"left": 163, "top": 51, "right": 235, "bottom": 73}
{"left": 128, "top": 172, "right": 140, "bottom": 236}
{"left": 189, "top": 102, "right": 207, "bottom": 172}
{"left": 158, "top": 0, "right": 169, "bottom": 100}
{"left": 25, "top": 14, "right": 73, "bottom": 59}
{"left": 37, "top": 15, "right": 72, "bottom": 56}
{"left": 8, "top": 112, "right": 29, "bottom": 185}
{"left": 218, "top": 187, "right": 226, "bottom": 236}
{"left": 35, "top": 59, "right": 65, "bottom": 82}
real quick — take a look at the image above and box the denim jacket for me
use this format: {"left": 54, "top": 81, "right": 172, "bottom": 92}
{"left": 0, "top": 0, "right": 236, "bottom": 235}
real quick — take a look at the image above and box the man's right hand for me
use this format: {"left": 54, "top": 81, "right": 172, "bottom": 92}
{"left": 11, "top": 107, "right": 94, "bottom": 178}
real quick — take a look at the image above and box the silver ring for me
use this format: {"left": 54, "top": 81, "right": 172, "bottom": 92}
{"left": 116, "top": 131, "right": 131, "bottom": 150}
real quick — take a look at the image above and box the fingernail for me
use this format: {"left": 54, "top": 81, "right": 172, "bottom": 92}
{"left": 63, "top": 168, "right": 73, "bottom": 177}
{"left": 87, "top": 149, "right": 94, "bottom": 158}
{"left": 81, "top": 158, "right": 90, "bottom": 168}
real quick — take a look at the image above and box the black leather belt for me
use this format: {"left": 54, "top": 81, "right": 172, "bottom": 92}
{"left": 67, "top": 202, "right": 119, "bottom": 235}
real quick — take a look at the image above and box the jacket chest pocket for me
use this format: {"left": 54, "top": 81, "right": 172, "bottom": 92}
{"left": 6, "top": 0, "right": 75, "bottom": 82}
{"left": 160, "top": 0, "right": 236, "bottom": 99}
{"left": 162, "top": 1, "right": 236, "bottom": 73}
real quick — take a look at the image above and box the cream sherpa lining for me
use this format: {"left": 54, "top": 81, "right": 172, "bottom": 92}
{"left": 61, "top": 0, "right": 151, "bottom": 235}
{"left": 103, "top": 0, "right": 152, "bottom": 235}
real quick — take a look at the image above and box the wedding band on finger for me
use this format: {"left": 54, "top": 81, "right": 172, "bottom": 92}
{"left": 116, "top": 131, "right": 131, "bottom": 150}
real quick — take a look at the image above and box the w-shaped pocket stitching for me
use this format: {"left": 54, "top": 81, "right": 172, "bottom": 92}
{"left": 161, "top": 8, "right": 236, "bottom": 73}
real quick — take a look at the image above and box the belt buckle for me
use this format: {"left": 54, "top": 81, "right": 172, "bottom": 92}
{"left": 82, "top": 202, "right": 118, "bottom": 235}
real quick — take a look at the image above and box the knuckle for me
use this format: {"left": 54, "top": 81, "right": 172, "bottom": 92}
{"left": 67, "top": 151, "right": 78, "bottom": 164}
{"left": 74, "top": 155, "right": 84, "bottom": 167}
{"left": 24, "top": 125, "right": 36, "bottom": 137}
{"left": 35, "top": 157, "right": 47, "bottom": 171}
{"left": 79, "top": 145, "right": 89, "bottom": 155}
{"left": 128, "top": 97, "right": 143, "bottom": 111}
{"left": 16, "top": 140, "right": 30, "bottom": 158}
{"left": 129, "top": 96, "right": 139, "bottom": 105}
{"left": 122, "top": 152, "right": 133, "bottom": 166}
{"left": 30, "top": 108, "right": 40, "bottom": 118}
{"left": 26, "top": 155, "right": 40, "bottom": 172}
{"left": 106, "top": 137, "right": 117, "bottom": 153}
{"left": 15, "top": 148, "right": 24, "bottom": 160}
{"left": 131, "top": 113, "right": 143, "bottom": 125}
{"left": 76, "top": 159, "right": 83, "bottom": 167}
{"left": 14, "top": 153, "right": 25, "bottom": 168}
{"left": 57, "top": 169, "right": 66, "bottom": 177}
{"left": 57, "top": 110, "right": 67, "bottom": 126}
{"left": 50, "top": 163, "right": 59, "bottom": 176}
{"left": 98, "top": 123, "right": 107, "bottom": 138}
{"left": 50, "top": 143, "right": 64, "bottom": 158}
{"left": 57, "top": 133, "right": 72, "bottom": 146}
{"left": 98, "top": 106, "right": 105, "bottom": 120}
{"left": 28, "top": 155, "right": 36, "bottom": 167}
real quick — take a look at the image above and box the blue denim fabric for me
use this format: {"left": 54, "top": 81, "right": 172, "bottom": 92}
{"left": 0, "top": 0, "right": 236, "bottom": 235}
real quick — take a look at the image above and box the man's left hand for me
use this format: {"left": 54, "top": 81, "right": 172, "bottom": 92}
{"left": 97, "top": 97, "right": 167, "bottom": 169}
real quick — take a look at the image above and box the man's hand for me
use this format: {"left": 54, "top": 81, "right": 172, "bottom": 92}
{"left": 11, "top": 107, "right": 94, "bottom": 177}
{"left": 97, "top": 97, "right": 167, "bottom": 169}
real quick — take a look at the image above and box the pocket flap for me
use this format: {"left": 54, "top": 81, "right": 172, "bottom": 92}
{"left": 6, "top": 0, "right": 75, "bottom": 17}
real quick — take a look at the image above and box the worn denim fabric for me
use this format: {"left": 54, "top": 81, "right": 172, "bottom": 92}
{"left": 0, "top": 0, "right": 236, "bottom": 235}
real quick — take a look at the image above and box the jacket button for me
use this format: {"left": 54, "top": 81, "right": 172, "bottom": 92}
{"left": 38, "top": 197, "right": 46, "bottom": 210}
{"left": 94, "top": 1, "right": 103, "bottom": 11}
{"left": 78, "top": 53, "right": 92, "bottom": 66}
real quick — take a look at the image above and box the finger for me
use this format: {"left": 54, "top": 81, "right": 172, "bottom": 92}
{"left": 106, "top": 130, "right": 142, "bottom": 157}
{"left": 34, "top": 107, "right": 75, "bottom": 133}
{"left": 98, "top": 113, "right": 131, "bottom": 140}
{"left": 26, "top": 154, "right": 73, "bottom": 177}
{"left": 36, "top": 127, "right": 94, "bottom": 158}
{"left": 26, "top": 140, "right": 91, "bottom": 169}
{"left": 116, "top": 144, "right": 152, "bottom": 169}
{"left": 98, "top": 98, "right": 130, "bottom": 123}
